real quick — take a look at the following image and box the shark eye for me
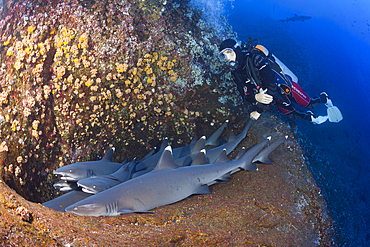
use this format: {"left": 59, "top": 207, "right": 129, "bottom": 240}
{"left": 69, "top": 169, "right": 74, "bottom": 173}
{"left": 93, "top": 185, "right": 96, "bottom": 189}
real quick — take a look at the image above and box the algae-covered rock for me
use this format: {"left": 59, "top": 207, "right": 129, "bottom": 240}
{"left": 0, "top": 0, "right": 334, "bottom": 245}
{"left": 0, "top": 0, "right": 231, "bottom": 202}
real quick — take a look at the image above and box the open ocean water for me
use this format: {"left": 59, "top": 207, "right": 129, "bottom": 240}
{"left": 192, "top": 0, "right": 370, "bottom": 245}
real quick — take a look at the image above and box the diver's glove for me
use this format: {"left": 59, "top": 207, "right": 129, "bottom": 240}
{"left": 255, "top": 89, "right": 273, "bottom": 104}
{"left": 250, "top": 111, "right": 261, "bottom": 121}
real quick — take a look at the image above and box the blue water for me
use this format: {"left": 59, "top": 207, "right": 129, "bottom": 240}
{"left": 192, "top": 0, "right": 370, "bottom": 245}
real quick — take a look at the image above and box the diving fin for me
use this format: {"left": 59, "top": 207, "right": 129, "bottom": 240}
{"left": 311, "top": 115, "right": 329, "bottom": 125}
{"left": 325, "top": 99, "right": 343, "bottom": 123}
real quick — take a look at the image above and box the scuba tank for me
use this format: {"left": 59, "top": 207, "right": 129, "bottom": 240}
{"left": 241, "top": 38, "right": 298, "bottom": 106}
{"left": 254, "top": 44, "right": 298, "bottom": 84}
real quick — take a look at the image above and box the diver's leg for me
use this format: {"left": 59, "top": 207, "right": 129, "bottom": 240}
{"left": 286, "top": 110, "right": 313, "bottom": 121}
{"left": 275, "top": 98, "right": 315, "bottom": 122}
{"left": 290, "top": 82, "right": 329, "bottom": 109}
{"left": 306, "top": 92, "right": 329, "bottom": 109}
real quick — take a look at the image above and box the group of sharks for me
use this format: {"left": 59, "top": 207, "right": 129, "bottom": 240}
{"left": 43, "top": 119, "right": 286, "bottom": 217}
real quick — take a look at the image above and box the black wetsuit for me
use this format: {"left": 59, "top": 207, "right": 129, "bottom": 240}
{"left": 230, "top": 48, "right": 323, "bottom": 121}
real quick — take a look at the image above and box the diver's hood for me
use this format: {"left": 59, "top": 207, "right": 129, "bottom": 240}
{"left": 219, "top": 39, "right": 245, "bottom": 66}
{"left": 219, "top": 39, "right": 240, "bottom": 52}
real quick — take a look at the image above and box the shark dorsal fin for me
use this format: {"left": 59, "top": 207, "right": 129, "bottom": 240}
{"left": 191, "top": 149, "right": 208, "bottom": 166}
{"left": 190, "top": 135, "right": 198, "bottom": 145}
{"left": 142, "top": 147, "right": 156, "bottom": 160}
{"left": 153, "top": 146, "right": 180, "bottom": 171}
{"left": 122, "top": 157, "right": 131, "bottom": 164}
{"left": 228, "top": 130, "right": 237, "bottom": 142}
{"left": 113, "top": 159, "right": 137, "bottom": 181}
{"left": 191, "top": 136, "right": 206, "bottom": 154}
{"left": 159, "top": 137, "right": 169, "bottom": 152}
{"left": 101, "top": 148, "right": 115, "bottom": 162}
{"left": 235, "top": 147, "right": 246, "bottom": 160}
{"left": 214, "top": 149, "right": 231, "bottom": 164}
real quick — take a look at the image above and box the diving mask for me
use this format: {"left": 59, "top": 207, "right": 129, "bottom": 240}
{"left": 218, "top": 48, "right": 236, "bottom": 63}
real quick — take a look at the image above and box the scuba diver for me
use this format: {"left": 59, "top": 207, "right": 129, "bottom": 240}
{"left": 218, "top": 38, "right": 342, "bottom": 124}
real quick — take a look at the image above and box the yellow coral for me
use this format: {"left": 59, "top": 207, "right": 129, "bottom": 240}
{"left": 85, "top": 79, "right": 94, "bottom": 87}
{"left": 146, "top": 67, "right": 153, "bottom": 75}
{"left": 137, "top": 58, "right": 143, "bottom": 67}
{"left": 116, "top": 63, "right": 128, "bottom": 73}
{"left": 167, "top": 61, "right": 174, "bottom": 70}
{"left": 28, "top": 26, "right": 36, "bottom": 33}
{"left": 132, "top": 67, "right": 137, "bottom": 76}
{"left": 14, "top": 61, "right": 23, "bottom": 70}
{"left": 6, "top": 47, "right": 13, "bottom": 56}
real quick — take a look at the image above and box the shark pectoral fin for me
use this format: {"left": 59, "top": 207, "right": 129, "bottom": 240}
{"left": 132, "top": 210, "right": 154, "bottom": 214}
{"left": 216, "top": 173, "right": 232, "bottom": 183}
{"left": 117, "top": 209, "right": 136, "bottom": 214}
{"left": 253, "top": 157, "right": 274, "bottom": 164}
{"left": 194, "top": 184, "right": 211, "bottom": 194}
{"left": 243, "top": 163, "right": 258, "bottom": 171}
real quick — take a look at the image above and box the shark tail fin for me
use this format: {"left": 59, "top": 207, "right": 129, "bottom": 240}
{"left": 252, "top": 137, "right": 286, "bottom": 164}
{"left": 237, "top": 139, "right": 269, "bottom": 171}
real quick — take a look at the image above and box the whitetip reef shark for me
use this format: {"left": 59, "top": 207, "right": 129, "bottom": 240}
{"left": 54, "top": 148, "right": 123, "bottom": 181}
{"left": 42, "top": 190, "right": 92, "bottom": 212}
{"left": 279, "top": 14, "right": 312, "bottom": 23}
{"left": 206, "top": 119, "right": 255, "bottom": 163}
{"left": 53, "top": 180, "right": 78, "bottom": 192}
{"left": 77, "top": 159, "right": 136, "bottom": 194}
{"left": 65, "top": 137, "right": 284, "bottom": 217}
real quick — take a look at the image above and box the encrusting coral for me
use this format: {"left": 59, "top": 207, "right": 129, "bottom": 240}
{"left": 0, "top": 0, "right": 237, "bottom": 202}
